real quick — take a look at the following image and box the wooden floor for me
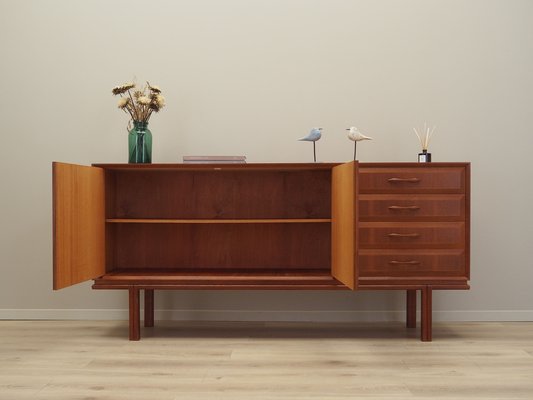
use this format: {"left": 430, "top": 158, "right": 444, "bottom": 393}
{"left": 1, "top": 321, "right": 532, "bottom": 399}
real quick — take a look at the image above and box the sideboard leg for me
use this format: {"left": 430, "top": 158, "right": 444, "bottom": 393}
{"left": 421, "top": 286, "right": 433, "bottom": 342}
{"left": 129, "top": 287, "right": 140, "bottom": 341}
{"left": 144, "top": 289, "right": 154, "bottom": 328}
{"left": 406, "top": 290, "right": 417, "bottom": 328}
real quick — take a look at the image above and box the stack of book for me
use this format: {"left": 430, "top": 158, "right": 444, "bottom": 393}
{"left": 183, "top": 156, "right": 247, "bottom": 164}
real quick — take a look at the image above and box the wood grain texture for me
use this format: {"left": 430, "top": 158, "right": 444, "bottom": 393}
{"left": 421, "top": 286, "right": 433, "bottom": 341}
{"left": 359, "top": 222, "right": 465, "bottom": 249}
{"left": 359, "top": 194, "right": 466, "bottom": 221}
{"left": 358, "top": 278, "right": 469, "bottom": 288}
{"left": 359, "top": 165, "right": 465, "bottom": 194}
{"left": 52, "top": 162, "right": 105, "bottom": 289}
{"left": 111, "top": 223, "right": 331, "bottom": 270}
{"left": 129, "top": 288, "right": 140, "bottom": 341}
{"left": 356, "top": 163, "right": 470, "bottom": 306}
{"left": 406, "top": 290, "right": 417, "bottom": 328}
{"left": 144, "top": 289, "right": 154, "bottom": 327}
{"left": 108, "top": 169, "right": 332, "bottom": 219}
{"left": 2, "top": 321, "right": 533, "bottom": 399}
{"left": 331, "top": 162, "right": 356, "bottom": 289}
{"left": 93, "top": 270, "right": 345, "bottom": 289}
{"left": 51, "top": 162, "right": 470, "bottom": 342}
{"left": 465, "top": 163, "right": 471, "bottom": 280}
{"left": 106, "top": 218, "right": 331, "bottom": 223}
{"left": 358, "top": 249, "right": 466, "bottom": 277}
{"left": 93, "top": 162, "right": 341, "bottom": 170}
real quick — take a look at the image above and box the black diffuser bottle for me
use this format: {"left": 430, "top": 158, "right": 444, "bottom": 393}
{"left": 418, "top": 149, "right": 431, "bottom": 162}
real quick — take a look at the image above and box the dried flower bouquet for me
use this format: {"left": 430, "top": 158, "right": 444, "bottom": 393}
{"left": 112, "top": 82, "right": 165, "bottom": 126}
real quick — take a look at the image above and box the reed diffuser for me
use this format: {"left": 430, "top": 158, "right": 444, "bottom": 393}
{"left": 414, "top": 123, "right": 435, "bottom": 162}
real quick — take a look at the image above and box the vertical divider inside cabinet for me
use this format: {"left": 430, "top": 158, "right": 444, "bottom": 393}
{"left": 104, "top": 168, "right": 116, "bottom": 273}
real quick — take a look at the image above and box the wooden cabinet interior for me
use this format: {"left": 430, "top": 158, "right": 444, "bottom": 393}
{"left": 105, "top": 168, "right": 332, "bottom": 219}
{"left": 108, "top": 222, "right": 332, "bottom": 270}
{"left": 103, "top": 165, "right": 338, "bottom": 279}
{"left": 53, "top": 161, "right": 470, "bottom": 342}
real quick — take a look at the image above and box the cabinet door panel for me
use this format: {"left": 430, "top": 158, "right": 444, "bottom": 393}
{"left": 53, "top": 162, "right": 105, "bottom": 289}
{"left": 331, "top": 162, "right": 357, "bottom": 289}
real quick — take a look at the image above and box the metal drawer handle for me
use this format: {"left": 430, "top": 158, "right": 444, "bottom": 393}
{"left": 387, "top": 233, "right": 420, "bottom": 238}
{"left": 387, "top": 177, "right": 420, "bottom": 183}
{"left": 388, "top": 205, "right": 420, "bottom": 210}
{"left": 389, "top": 260, "right": 421, "bottom": 265}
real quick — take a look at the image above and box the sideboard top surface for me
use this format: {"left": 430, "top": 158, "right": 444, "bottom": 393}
{"left": 91, "top": 162, "right": 470, "bottom": 171}
{"left": 91, "top": 163, "right": 341, "bottom": 171}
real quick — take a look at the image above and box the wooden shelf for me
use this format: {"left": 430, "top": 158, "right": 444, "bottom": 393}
{"left": 106, "top": 218, "right": 331, "bottom": 224}
{"left": 93, "top": 269, "right": 347, "bottom": 289}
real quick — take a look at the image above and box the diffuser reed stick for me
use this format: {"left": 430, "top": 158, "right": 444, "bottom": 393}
{"left": 413, "top": 122, "right": 436, "bottom": 151}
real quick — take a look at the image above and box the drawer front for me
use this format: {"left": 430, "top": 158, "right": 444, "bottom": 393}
{"left": 359, "top": 222, "right": 465, "bottom": 249}
{"left": 359, "top": 194, "right": 465, "bottom": 221}
{"left": 359, "top": 167, "right": 465, "bottom": 194}
{"left": 358, "top": 249, "right": 466, "bottom": 277}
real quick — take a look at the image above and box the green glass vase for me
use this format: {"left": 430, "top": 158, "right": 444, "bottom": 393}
{"left": 128, "top": 121, "right": 152, "bottom": 163}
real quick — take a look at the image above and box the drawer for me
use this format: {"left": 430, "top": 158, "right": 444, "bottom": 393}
{"left": 359, "top": 222, "right": 465, "bottom": 249}
{"left": 359, "top": 167, "right": 465, "bottom": 194}
{"left": 358, "top": 249, "right": 466, "bottom": 277}
{"left": 359, "top": 194, "right": 465, "bottom": 221}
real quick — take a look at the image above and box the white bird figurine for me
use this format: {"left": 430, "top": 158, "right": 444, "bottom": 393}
{"left": 346, "top": 126, "right": 372, "bottom": 161}
{"left": 298, "top": 127, "right": 323, "bottom": 162}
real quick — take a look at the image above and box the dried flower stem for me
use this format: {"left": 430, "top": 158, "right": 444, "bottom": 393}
{"left": 127, "top": 91, "right": 138, "bottom": 121}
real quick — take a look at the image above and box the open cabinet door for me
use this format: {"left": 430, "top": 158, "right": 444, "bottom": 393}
{"left": 331, "top": 162, "right": 357, "bottom": 289}
{"left": 53, "top": 162, "right": 105, "bottom": 290}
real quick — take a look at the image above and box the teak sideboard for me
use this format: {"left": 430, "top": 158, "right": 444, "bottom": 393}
{"left": 52, "top": 161, "right": 470, "bottom": 341}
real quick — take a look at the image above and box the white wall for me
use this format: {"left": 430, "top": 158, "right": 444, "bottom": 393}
{"left": 1, "top": 0, "right": 532, "bottom": 321}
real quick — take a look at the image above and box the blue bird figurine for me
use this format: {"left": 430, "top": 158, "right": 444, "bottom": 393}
{"left": 298, "top": 127, "right": 323, "bottom": 162}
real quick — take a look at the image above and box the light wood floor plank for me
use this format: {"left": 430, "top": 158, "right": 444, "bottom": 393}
{"left": 0, "top": 321, "right": 532, "bottom": 399}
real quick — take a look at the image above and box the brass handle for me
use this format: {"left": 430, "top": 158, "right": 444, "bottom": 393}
{"left": 389, "top": 260, "right": 420, "bottom": 265}
{"left": 387, "top": 177, "right": 420, "bottom": 183}
{"left": 388, "top": 205, "right": 420, "bottom": 210}
{"left": 387, "top": 233, "right": 420, "bottom": 238}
